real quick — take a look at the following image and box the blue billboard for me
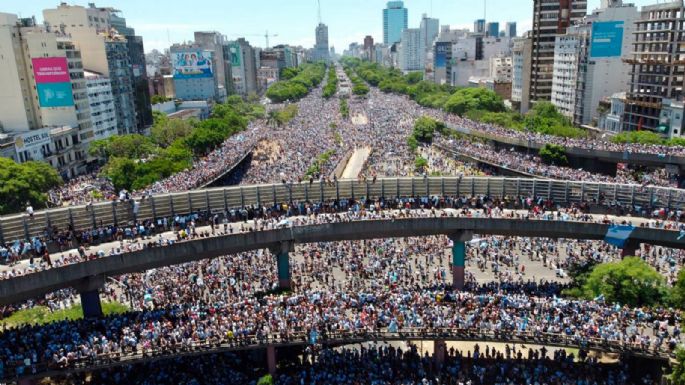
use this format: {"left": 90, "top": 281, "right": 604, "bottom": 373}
{"left": 591, "top": 21, "right": 624, "bottom": 58}
{"left": 36, "top": 82, "right": 74, "bottom": 107}
{"left": 173, "top": 51, "right": 214, "bottom": 79}
{"left": 435, "top": 42, "right": 450, "bottom": 68}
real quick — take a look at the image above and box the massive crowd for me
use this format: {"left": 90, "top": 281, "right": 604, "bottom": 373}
{"left": 2, "top": 68, "right": 684, "bottom": 384}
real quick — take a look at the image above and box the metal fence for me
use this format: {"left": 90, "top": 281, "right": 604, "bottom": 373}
{"left": 1, "top": 177, "right": 684, "bottom": 244}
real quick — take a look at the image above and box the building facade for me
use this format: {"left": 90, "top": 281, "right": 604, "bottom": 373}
{"left": 530, "top": 0, "right": 587, "bottom": 104}
{"left": 383, "top": 1, "right": 408, "bottom": 45}
{"left": 170, "top": 44, "right": 219, "bottom": 101}
{"left": 85, "top": 71, "right": 118, "bottom": 143}
{"left": 623, "top": 1, "right": 685, "bottom": 134}
{"left": 512, "top": 36, "right": 532, "bottom": 113}
{"left": 399, "top": 28, "right": 421, "bottom": 72}
{"left": 419, "top": 14, "right": 439, "bottom": 70}
{"left": 228, "top": 38, "right": 258, "bottom": 97}
{"left": 487, "top": 22, "right": 500, "bottom": 38}
{"left": 314, "top": 23, "right": 330, "bottom": 62}
{"left": 505, "top": 22, "right": 517, "bottom": 38}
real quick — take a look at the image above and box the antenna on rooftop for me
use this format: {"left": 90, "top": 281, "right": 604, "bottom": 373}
{"left": 484, "top": 0, "right": 487, "bottom": 21}
{"left": 317, "top": 0, "right": 322, "bottom": 24}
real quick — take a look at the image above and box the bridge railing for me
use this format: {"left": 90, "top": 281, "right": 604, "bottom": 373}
{"left": 1, "top": 177, "right": 684, "bottom": 244}
{"left": 0, "top": 327, "right": 672, "bottom": 382}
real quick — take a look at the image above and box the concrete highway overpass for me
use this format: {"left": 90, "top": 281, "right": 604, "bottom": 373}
{"left": 448, "top": 124, "right": 685, "bottom": 175}
{"left": 4, "top": 328, "right": 672, "bottom": 383}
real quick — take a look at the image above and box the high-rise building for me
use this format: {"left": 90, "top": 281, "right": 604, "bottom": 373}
{"left": 0, "top": 13, "right": 91, "bottom": 177}
{"left": 419, "top": 14, "right": 439, "bottom": 68}
{"left": 170, "top": 44, "right": 219, "bottom": 101}
{"left": 623, "top": 1, "right": 685, "bottom": 136}
{"left": 85, "top": 71, "right": 118, "bottom": 143}
{"left": 364, "top": 35, "right": 375, "bottom": 61}
{"left": 195, "top": 31, "right": 233, "bottom": 99}
{"left": 228, "top": 38, "right": 258, "bottom": 96}
{"left": 473, "top": 19, "right": 486, "bottom": 35}
{"left": 551, "top": 1, "right": 638, "bottom": 126}
{"left": 43, "top": 3, "right": 144, "bottom": 135}
{"left": 512, "top": 36, "right": 533, "bottom": 114}
{"left": 383, "top": 1, "right": 408, "bottom": 45}
{"left": 486, "top": 22, "right": 499, "bottom": 38}
{"left": 399, "top": 28, "right": 422, "bottom": 72}
{"left": 530, "top": 0, "right": 587, "bottom": 104}
{"left": 314, "top": 23, "right": 330, "bottom": 62}
{"left": 505, "top": 22, "right": 517, "bottom": 37}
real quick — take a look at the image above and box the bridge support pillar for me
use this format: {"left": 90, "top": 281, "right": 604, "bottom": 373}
{"left": 449, "top": 232, "right": 473, "bottom": 291}
{"left": 270, "top": 241, "right": 294, "bottom": 291}
{"left": 621, "top": 240, "right": 640, "bottom": 259}
{"left": 73, "top": 275, "right": 105, "bottom": 318}
{"left": 266, "top": 345, "right": 277, "bottom": 375}
{"left": 434, "top": 340, "right": 447, "bottom": 368}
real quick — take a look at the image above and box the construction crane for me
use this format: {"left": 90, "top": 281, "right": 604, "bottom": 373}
{"left": 264, "top": 30, "right": 279, "bottom": 49}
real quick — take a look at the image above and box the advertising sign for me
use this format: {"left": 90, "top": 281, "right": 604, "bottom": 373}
{"left": 435, "top": 42, "right": 450, "bottom": 68}
{"left": 32, "top": 57, "right": 74, "bottom": 108}
{"left": 14, "top": 128, "right": 51, "bottom": 151}
{"left": 591, "top": 21, "right": 624, "bottom": 58}
{"left": 32, "top": 57, "right": 71, "bottom": 84}
{"left": 36, "top": 82, "right": 75, "bottom": 108}
{"left": 229, "top": 43, "right": 241, "bottom": 68}
{"left": 173, "top": 51, "right": 214, "bottom": 79}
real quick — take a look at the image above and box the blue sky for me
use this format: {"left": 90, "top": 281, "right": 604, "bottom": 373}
{"left": 11, "top": 0, "right": 656, "bottom": 53}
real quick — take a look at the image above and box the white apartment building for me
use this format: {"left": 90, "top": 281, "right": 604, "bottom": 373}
{"left": 512, "top": 36, "right": 532, "bottom": 114}
{"left": 551, "top": 1, "right": 638, "bottom": 125}
{"left": 85, "top": 71, "right": 118, "bottom": 142}
{"left": 399, "top": 28, "right": 421, "bottom": 72}
{"left": 551, "top": 35, "right": 582, "bottom": 119}
{"left": 0, "top": 13, "right": 91, "bottom": 177}
{"left": 489, "top": 56, "right": 513, "bottom": 82}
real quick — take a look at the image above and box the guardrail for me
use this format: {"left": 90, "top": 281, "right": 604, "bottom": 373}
{"left": 2, "top": 327, "right": 672, "bottom": 382}
{"left": 2, "top": 177, "right": 684, "bottom": 244}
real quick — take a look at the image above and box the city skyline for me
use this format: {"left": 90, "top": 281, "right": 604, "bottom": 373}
{"left": 11, "top": 0, "right": 657, "bottom": 53}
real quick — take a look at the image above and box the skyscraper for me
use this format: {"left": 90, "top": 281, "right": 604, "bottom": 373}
{"left": 419, "top": 14, "right": 439, "bottom": 70}
{"left": 505, "top": 22, "right": 517, "bottom": 38}
{"left": 383, "top": 1, "right": 408, "bottom": 45}
{"left": 473, "top": 19, "right": 486, "bottom": 35}
{"left": 399, "top": 28, "right": 421, "bottom": 71}
{"left": 314, "top": 23, "right": 329, "bottom": 62}
{"left": 486, "top": 22, "right": 499, "bottom": 38}
{"left": 530, "top": 0, "right": 587, "bottom": 103}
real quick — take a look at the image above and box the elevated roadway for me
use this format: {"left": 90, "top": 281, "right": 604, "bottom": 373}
{"left": 2, "top": 177, "right": 684, "bottom": 244}
{"left": 1, "top": 214, "right": 684, "bottom": 306}
{"left": 448, "top": 123, "right": 685, "bottom": 174}
{"left": 3, "top": 328, "right": 672, "bottom": 382}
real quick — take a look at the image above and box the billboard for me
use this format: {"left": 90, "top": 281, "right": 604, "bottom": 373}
{"left": 14, "top": 128, "right": 51, "bottom": 151}
{"left": 435, "top": 42, "right": 450, "bottom": 68}
{"left": 36, "top": 82, "right": 75, "bottom": 107}
{"left": 229, "top": 43, "right": 241, "bottom": 67}
{"left": 32, "top": 57, "right": 74, "bottom": 108}
{"left": 173, "top": 51, "right": 214, "bottom": 79}
{"left": 591, "top": 21, "right": 624, "bottom": 58}
{"left": 32, "top": 57, "right": 71, "bottom": 83}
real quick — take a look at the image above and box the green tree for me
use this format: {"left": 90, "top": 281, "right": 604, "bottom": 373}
{"left": 101, "top": 157, "right": 138, "bottom": 191}
{"left": 104, "top": 134, "right": 157, "bottom": 159}
{"left": 582, "top": 257, "right": 668, "bottom": 307}
{"left": 0, "top": 158, "right": 62, "bottom": 214}
{"left": 151, "top": 118, "right": 195, "bottom": 147}
{"left": 539, "top": 144, "right": 568, "bottom": 166}
{"left": 669, "top": 347, "right": 685, "bottom": 385}
{"left": 669, "top": 269, "right": 685, "bottom": 309}
{"left": 257, "top": 375, "right": 274, "bottom": 385}
{"left": 523, "top": 102, "right": 586, "bottom": 138}
{"left": 184, "top": 126, "right": 226, "bottom": 156}
{"left": 412, "top": 116, "right": 445, "bottom": 143}
{"left": 443, "top": 88, "right": 505, "bottom": 116}
{"left": 150, "top": 95, "right": 169, "bottom": 104}
{"left": 415, "top": 156, "right": 428, "bottom": 173}
{"left": 612, "top": 130, "right": 665, "bottom": 145}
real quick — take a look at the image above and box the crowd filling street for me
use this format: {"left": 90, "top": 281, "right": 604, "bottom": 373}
{"left": 2, "top": 68, "right": 685, "bottom": 384}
